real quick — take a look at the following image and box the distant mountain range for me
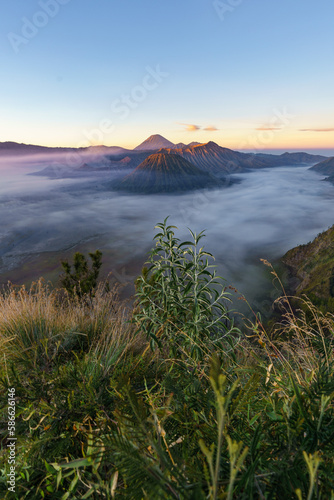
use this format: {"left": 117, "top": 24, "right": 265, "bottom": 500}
{"left": 276, "top": 151, "right": 326, "bottom": 164}
{"left": 0, "top": 141, "right": 130, "bottom": 157}
{"left": 114, "top": 141, "right": 327, "bottom": 182}
{"left": 113, "top": 153, "right": 221, "bottom": 193}
{"left": 1, "top": 134, "right": 329, "bottom": 193}
{"left": 0, "top": 135, "right": 326, "bottom": 166}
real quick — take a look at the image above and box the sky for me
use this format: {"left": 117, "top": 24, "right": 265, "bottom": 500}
{"left": 0, "top": 0, "right": 334, "bottom": 153}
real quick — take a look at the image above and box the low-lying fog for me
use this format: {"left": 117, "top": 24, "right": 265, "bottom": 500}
{"left": 1, "top": 154, "right": 334, "bottom": 317}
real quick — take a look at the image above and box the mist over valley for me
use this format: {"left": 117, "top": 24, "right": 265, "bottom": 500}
{"left": 1, "top": 136, "right": 334, "bottom": 317}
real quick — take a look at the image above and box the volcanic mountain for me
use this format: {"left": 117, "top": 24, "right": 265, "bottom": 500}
{"left": 157, "top": 141, "right": 264, "bottom": 174}
{"left": 134, "top": 134, "right": 175, "bottom": 151}
{"left": 158, "top": 142, "right": 327, "bottom": 175}
{"left": 113, "top": 153, "right": 221, "bottom": 193}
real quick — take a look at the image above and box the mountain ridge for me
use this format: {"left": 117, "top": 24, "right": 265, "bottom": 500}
{"left": 0, "top": 136, "right": 328, "bottom": 165}
{"left": 3, "top": 136, "right": 328, "bottom": 182}
{"left": 0, "top": 141, "right": 130, "bottom": 157}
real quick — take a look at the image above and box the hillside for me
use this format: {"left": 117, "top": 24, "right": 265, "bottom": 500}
{"left": 311, "top": 156, "right": 334, "bottom": 175}
{"left": 113, "top": 152, "right": 221, "bottom": 193}
{"left": 283, "top": 225, "right": 334, "bottom": 308}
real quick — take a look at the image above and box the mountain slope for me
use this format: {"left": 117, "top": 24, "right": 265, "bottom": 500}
{"left": 113, "top": 153, "right": 221, "bottom": 193}
{"left": 134, "top": 134, "right": 175, "bottom": 151}
{"left": 158, "top": 141, "right": 273, "bottom": 174}
{"left": 283, "top": 226, "right": 334, "bottom": 309}
{"left": 158, "top": 142, "right": 327, "bottom": 176}
{"left": 310, "top": 156, "right": 334, "bottom": 175}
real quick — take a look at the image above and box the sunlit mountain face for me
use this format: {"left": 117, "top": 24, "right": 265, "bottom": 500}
{"left": 113, "top": 152, "right": 222, "bottom": 193}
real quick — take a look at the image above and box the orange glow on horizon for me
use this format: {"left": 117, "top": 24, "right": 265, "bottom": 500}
{"left": 0, "top": 126, "right": 333, "bottom": 153}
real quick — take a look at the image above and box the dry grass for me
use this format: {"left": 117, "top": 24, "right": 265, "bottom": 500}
{"left": 243, "top": 278, "right": 334, "bottom": 396}
{"left": 0, "top": 279, "right": 145, "bottom": 374}
{"left": 1, "top": 275, "right": 334, "bottom": 498}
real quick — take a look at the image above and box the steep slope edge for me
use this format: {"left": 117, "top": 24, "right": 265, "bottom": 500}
{"left": 282, "top": 225, "right": 334, "bottom": 309}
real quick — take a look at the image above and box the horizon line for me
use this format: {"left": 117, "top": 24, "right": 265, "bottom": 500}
{"left": 1, "top": 138, "right": 334, "bottom": 155}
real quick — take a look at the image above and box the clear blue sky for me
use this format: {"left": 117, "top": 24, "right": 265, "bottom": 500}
{"left": 1, "top": 0, "right": 333, "bottom": 152}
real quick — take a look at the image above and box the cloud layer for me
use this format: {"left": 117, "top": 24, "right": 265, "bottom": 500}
{"left": 179, "top": 123, "right": 218, "bottom": 132}
{"left": 2, "top": 158, "right": 334, "bottom": 318}
{"left": 299, "top": 128, "right": 334, "bottom": 132}
{"left": 256, "top": 126, "right": 282, "bottom": 131}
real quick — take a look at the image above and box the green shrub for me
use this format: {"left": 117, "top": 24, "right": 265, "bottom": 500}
{"left": 60, "top": 250, "right": 103, "bottom": 299}
{"left": 133, "top": 218, "right": 238, "bottom": 360}
{"left": 1, "top": 223, "right": 334, "bottom": 499}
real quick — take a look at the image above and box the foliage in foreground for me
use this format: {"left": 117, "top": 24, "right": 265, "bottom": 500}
{"left": 60, "top": 250, "right": 104, "bottom": 299}
{"left": 0, "top": 221, "right": 334, "bottom": 499}
{"left": 134, "top": 218, "right": 238, "bottom": 360}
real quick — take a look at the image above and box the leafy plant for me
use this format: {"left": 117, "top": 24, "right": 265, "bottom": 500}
{"left": 199, "top": 356, "right": 248, "bottom": 500}
{"left": 134, "top": 217, "right": 238, "bottom": 360}
{"left": 1, "top": 223, "right": 334, "bottom": 498}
